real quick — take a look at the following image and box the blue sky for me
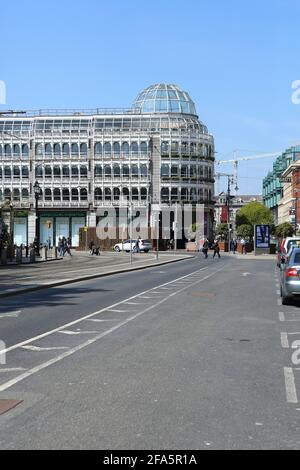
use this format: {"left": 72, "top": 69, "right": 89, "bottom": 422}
{"left": 1, "top": 0, "right": 300, "bottom": 194}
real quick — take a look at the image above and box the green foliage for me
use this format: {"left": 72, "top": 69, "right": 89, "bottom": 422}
{"left": 216, "top": 223, "right": 229, "bottom": 238}
{"left": 236, "top": 201, "right": 273, "bottom": 228}
{"left": 236, "top": 224, "right": 253, "bottom": 239}
{"left": 275, "top": 222, "right": 294, "bottom": 238}
{"left": 0, "top": 219, "right": 10, "bottom": 249}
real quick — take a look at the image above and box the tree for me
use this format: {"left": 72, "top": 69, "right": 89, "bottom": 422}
{"left": 236, "top": 224, "right": 253, "bottom": 239}
{"left": 216, "top": 223, "right": 229, "bottom": 239}
{"left": 236, "top": 201, "right": 273, "bottom": 229}
{"left": 275, "top": 222, "right": 294, "bottom": 238}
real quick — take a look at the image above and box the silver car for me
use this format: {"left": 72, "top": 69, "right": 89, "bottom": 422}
{"left": 280, "top": 247, "right": 300, "bottom": 304}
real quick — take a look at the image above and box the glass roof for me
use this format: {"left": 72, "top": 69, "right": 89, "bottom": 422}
{"left": 133, "top": 83, "right": 197, "bottom": 116}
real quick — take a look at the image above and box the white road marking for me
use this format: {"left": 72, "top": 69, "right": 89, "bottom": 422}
{"left": 277, "top": 298, "right": 282, "bottom": 306}
{"left": 0, "top": 368, "right": 26, "bottom": 373}
{"left": 276, "top": 290, "right": 281, "bottom": 295}
{"left": 284, "top": 367, "right": 298, "bottom": 403}
{"left": 281, "top": 333, "right": 289, "bottom": 349}
{"left": 0, "top": 265, "right": 225, "bottom": 392}
{"left": 279, "top": 312, "right": 285, "bottom": 322}
{"left": 59, "top": 330, "right": 98, "bottom": 335}
{"left": 124, "top": 302, "right": 145, "bottom": 305}
{"left": 276, "top": 284, "right": 280, "bottom": 289}
{"left": 242, "top": 273, "right": 252, "bottom": 277}
{"left": 22, "top": 345, "right": 69, "bottom": 352}
{"left": 107, "top": 309, "right": 131, "bottom": 313}
{"left": 0, "top": 310, "right": 21, "bottom": 319}
{"left": 86, "top": 319, "right": 119, "bottom": 323}
{"left": 0, "top": 264, "right": 224, "bottom": 357}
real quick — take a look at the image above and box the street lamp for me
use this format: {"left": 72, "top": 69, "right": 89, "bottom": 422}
{"left": 34, "top": 180, "right": 42, "bottom": 256}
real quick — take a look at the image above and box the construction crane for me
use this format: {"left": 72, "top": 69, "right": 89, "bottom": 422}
{"left": 216, "top": 151, "right": 281, "bottom": 194}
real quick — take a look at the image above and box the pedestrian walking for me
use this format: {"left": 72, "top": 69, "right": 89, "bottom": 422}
{"left": 241, "top": 238, "right": 246, "bottom": 255}
{"left": 65, "top": 236, "right": 72, "bottom": 257}
{"left": 89, "top": 240, "right": 94, "bottom": 255}
{"left": 58, "top": 237, "right": 64, "bottom": 257}
{"left": 202, "top": 238, "right": 209, "bottom": 259}
{"left": 213, "top": 239, "right": 221, "bottom": 259}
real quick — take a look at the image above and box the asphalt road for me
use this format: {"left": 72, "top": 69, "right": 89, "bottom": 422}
{"left": 0, "top": 255, "right": 300, "bottom": 450}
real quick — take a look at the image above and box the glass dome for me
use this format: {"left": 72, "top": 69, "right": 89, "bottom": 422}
{"left": 133, "top": 83, "right": 197, "bottom": 116}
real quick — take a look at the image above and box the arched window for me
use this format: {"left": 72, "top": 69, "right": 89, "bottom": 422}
{"left": 4, "top": 166, "right": 11, "bottom": 178}
{"left": 113, "top": 164, "right": 120, "bottom": 177}
{"left": 35, "top": 166, "right": 43, "bottom": 178}
{"left": 13, "top": 144, "right": 20, "bottom": 156}
{"left": 53, "top": 188, "right": 61, "bottom": 201}
{"left": 4, "top": 144, "right": 11, "bottom": 156}
{"left": 104, "top": 142, "right": 111, "bottom": 155}
{"left": 171, "top": 188, "right": 178, "bottom": 201}
{"left": 181, "top": 188, "right": 189, "bottom": 201}
{"left": 22, "top": 144, "right": 29, "bottom": 156}
{"left": 171, "top": 165, "right": 179, "bottom": 177}
{"left": 35, "top": 143, "right": 43, "bottom": 156}
{"left": 45, "top": 188, "right": 52, "bottom": 201}
{"left": 131, "top": 165, "right": 138, "bottom": 178}
{"left": 62, "top": 166, "right": 70, "bottom": 177}
{"left": 190, "top": 143, "right": 197, "bottom": 155}
{"left": 45, "top": 143, "right": 52, "bottom": 156}
{"left": 132, "top": 188, "right": 139, "bottom": 201}
{"left": 62, "top": 143, "right": 70, "bottom": 156}
{"left": 45, "top": 166, "right": 52, "bottom": 178}
{"left": 54, "top": 143, "right": 61, "bottom": 156}
{"left": 113, "top": 142, "right": 120, "bottom": 155}
{"left": 181, "top": 142, "right": 189, "bottom": 155}
{"left": 199, "top": 188, "right": 204, "bottom": 200}
{"left": 161, "top": 141, "right": 169, "bottom": 154}
{"left": 122, "top": 165, "right": 129, "bottom": 177}
{"left": 71, "top": 166, "right": 79, "bottom": 178}
{"left": 62, "top": 188, "right": 70, "bottom": 201}
{"left": 22, "top": 188, "right": 29, "bottom": 200}
{"left": 80, "top": 188, "right": 88, "bottom": 201}
{"left": 71, "top": 143, "right": 79, "bottom": 156}
{"left": 181, "top": 165, "right": 188, "bottom": 178}
{"left": 104, "top": 188, "right": 112, "bottom": 201}
{"left": 190, "top": 188, "right": 197, "bottom": 201}
{"left": 0, "top": 189, "right": 2, "bottom": 201}
{"left": 80, "top": 143, "right": 88, "bottom": 156}
{"left": 122, "top": 188, "right": 129, "bottom": 199}
{"left": 94, "top": 165, "right": 102, "bottom": 177}
{"left": 161, "top": 164, "right": 170, "bottom": 177}
{"left": 72, "top": 188, "right": 79, "bottom": 201}
{"left": 80, "top": 166, "right": 88, "bottom": 178}
{"left": 141, "top": 188, "right": 147, "bottom": 200}
{"left": 130, "top": 142, "right": 138, "bottom": 154}
{"left": 104, "top": 165, "right": 111, "bottom": 177}
{"left": 0, "top": 167, "right": 2, "bottom": 178}
{"left": 161, "top": 188, "right": 170, "bottom": 201}
{"left": 94, "top": 188, "right": 102, "bottom": 201}
{"left": 13, "top": 189, "right": 20, "bottom": 201}
{"left": 140, "top": 142, "right": 148, "bottom": 155}
{"left": 13, "top": 166, "right": 20, "bottom": 178}
{"left": 53, "top": 166, "right": 61, "bottom": 177}
{"left": 94, "top": 142, "right": 102, "bottom": 155}
{"left": 22, "top": 166, "right": 29, "bottom": 178}
{"left": 190, "top": 165, "right": 197, "bottom": 178}
{"left": 171, "top": 142, "right": 179, "bottom": 154}
{"left": 140, "top": 164, "right": 148, "bottom": 177}
{"left": 122, "top": 142, "right": 129, "bottom": 155}
{"left": 4, "top": 188, "right": 11, "bottom": 200}
{"left": 113, "top": 188, "right": 120, "bottom": 201}
{"left": 0, "top": 145, "right": 2, "bottom": 157}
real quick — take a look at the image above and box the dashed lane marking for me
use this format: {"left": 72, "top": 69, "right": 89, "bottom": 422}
{"left": 281, "top": 333, "right": 289, "bottom": 349}
{"left": 22, "top": 345, "right": 69, "bottom": 352}
{"left": 284, "top": 367, "right": 298, "bottom": 403}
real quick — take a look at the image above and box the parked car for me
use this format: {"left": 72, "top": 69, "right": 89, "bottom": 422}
{"left": 114, "top": 239, "right": 152, "bottom": 253}
{"left": 280, "top": 247, "right": 300, "bottom": 304}
{"left": 277, "top": 237, "right": 300, "bottom": 267}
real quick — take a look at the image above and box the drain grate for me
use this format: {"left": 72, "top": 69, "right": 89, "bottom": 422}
{"left": 0, "top": 399, "right": 23, "bottom": 415}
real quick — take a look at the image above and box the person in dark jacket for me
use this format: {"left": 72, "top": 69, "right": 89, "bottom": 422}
{"left": 202, "top": 239, "right": 209, "bottom": 259}
{"left": 213, "top": 239, "right": 221, "bottom": 259}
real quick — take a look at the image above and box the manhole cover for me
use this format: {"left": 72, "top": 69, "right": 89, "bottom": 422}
{"left": 191, "top": 292, "right": 216, "bottom": 298}
{"left": 0, "top": 399, "right": 23, "bottom": 415}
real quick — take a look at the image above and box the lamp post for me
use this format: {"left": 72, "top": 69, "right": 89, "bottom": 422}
{"left": 34, "top": 181, "right": 42, "bottom": 256}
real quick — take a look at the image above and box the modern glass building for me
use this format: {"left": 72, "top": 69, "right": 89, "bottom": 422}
{"left": 263, "top": 145, "right": 300, "bottom": 224}
{"left": 0, "top": 83, "right": 215, "bottom": 246}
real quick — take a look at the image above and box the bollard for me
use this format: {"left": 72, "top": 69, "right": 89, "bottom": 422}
{"left": 16, "top": 247, "right": 22, "bottom": 264}
{"left": 0, "top": 248, "right": 7, "bottom": 265}
{"left": 41, "top": 246, "right": 48, "bottom": 261}
{"left": 29, "top": 248, "right": 36, "bottom": 263}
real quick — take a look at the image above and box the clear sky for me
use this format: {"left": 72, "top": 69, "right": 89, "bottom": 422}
{"left": 1, "top": 0, "right": 300, "bottom": 194}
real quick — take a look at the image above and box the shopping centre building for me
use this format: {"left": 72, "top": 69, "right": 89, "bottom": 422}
{"left": 0, "top": 83, "right": 215, "bottom": 246}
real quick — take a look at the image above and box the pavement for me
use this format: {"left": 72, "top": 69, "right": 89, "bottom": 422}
{"left": 0, "top": 255, "right": 299, "bottom": 449}
{"left": 0, "top": 250, "right": 193, "bottom": 298}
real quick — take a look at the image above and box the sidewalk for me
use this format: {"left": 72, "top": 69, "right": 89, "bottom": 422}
{"left": 0, "top": 251, "right": 194, "bottom": 298}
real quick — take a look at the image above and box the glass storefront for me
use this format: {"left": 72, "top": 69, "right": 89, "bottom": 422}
{"left": 40, "top": 217, "right": 54, "bottom": 245}
{"left": 56, "top": 217, "right": 69, "bottom": 245}
{"left": 14, "top": 217, "right": 27, "bottom": 245}
{"left": 39, "top": 212, "right": 86, "bottom": 247}
{"left": 72, "top": 217, "right": 85, "bottom": 246}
